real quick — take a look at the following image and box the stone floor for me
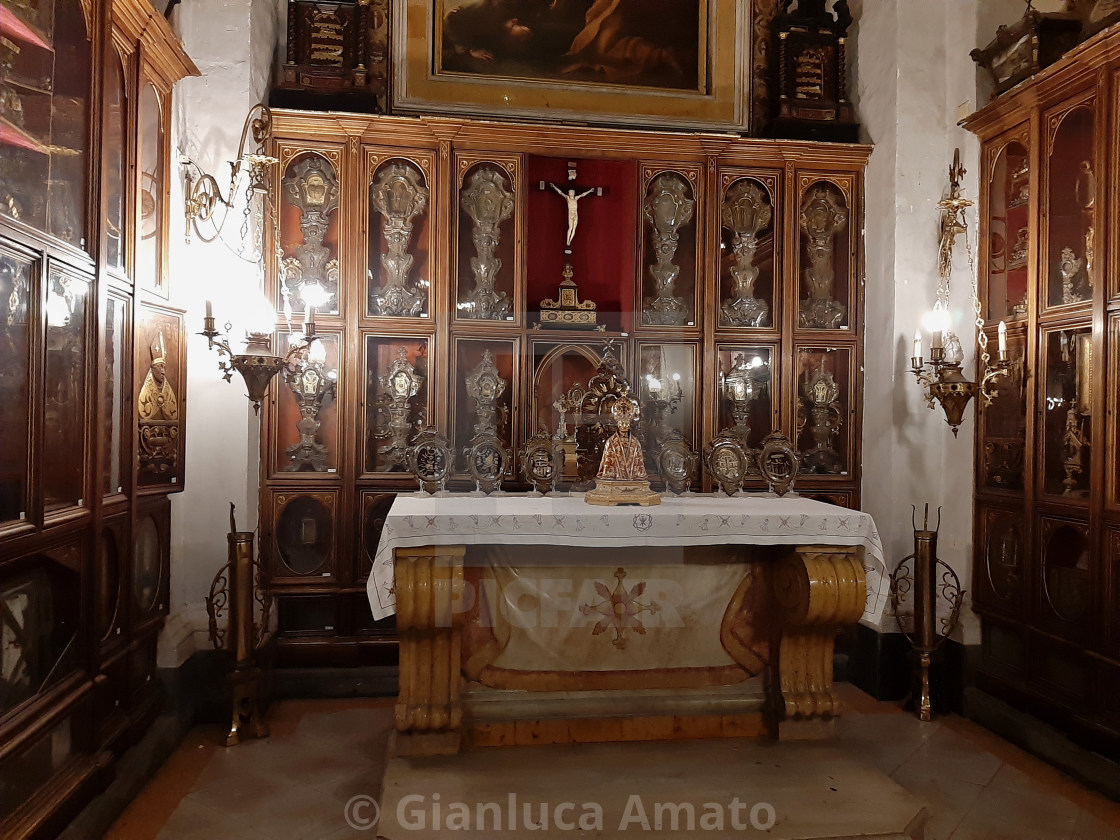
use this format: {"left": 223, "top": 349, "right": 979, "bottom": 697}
{"left": 105, "top": 684, "right": 1120, "bottom": 840}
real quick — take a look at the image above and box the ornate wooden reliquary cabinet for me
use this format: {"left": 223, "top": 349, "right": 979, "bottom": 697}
{"left": 0, "top": 0, "right": 197, "bottom": 836}
{"left": 964, "top": 23, "right": 1120, "bottom": 758}
{"left": 259, "top": 111, "right": 869, "bottom": 666}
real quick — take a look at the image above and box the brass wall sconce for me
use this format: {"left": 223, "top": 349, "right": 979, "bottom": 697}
{"left": 182, "top": 104, "right": 277, "bottom": 244}
{"left": 911, "top": 149, "right": 1013, "bottom": 436}
{"left": 200, "top": 305, "right": 318, "bottom": 413}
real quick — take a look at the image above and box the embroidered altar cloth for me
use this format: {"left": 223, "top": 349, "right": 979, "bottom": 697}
{"left": 367, "top": 495, "right": 890, "bottom": 627}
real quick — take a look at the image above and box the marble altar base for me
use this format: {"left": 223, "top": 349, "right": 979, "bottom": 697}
{"left": 378, "top": 738, "right": 929, "bottom": 839}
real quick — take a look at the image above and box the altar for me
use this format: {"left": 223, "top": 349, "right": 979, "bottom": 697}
{"left": 368, "top": 494, "right": 889, "bottom": 754}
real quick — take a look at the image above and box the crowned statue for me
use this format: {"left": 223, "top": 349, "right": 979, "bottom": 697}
{"left": 583, "top": 396, "right": 660, "bottom": 507}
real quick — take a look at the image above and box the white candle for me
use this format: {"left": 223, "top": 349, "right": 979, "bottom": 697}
{"left": 932, "top": 329, "right": 943, "bottom": 350}
{"left": 998, "top": 320, "right": 1007, "bottom": 356}
{"left": 913, "top": 330, "right": 922, "bottom": 360}
{"left": 205, "top": 299, "right": 213, "bottom": 319}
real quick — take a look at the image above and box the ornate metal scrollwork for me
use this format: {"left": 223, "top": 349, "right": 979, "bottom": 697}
{"left": 720, "top": 180, "right": 773, "bottom": 327}
{"left": 369, "top": 162, "right": 429, "bottom": 317}
{"left": 408, "top": 427, "right": 452, "bottom": 494}
{"left": 758, "top": 431, "right": 800, "bottom": 497}
{"left": 799, "top": 359, "right": 843, "bottom": 474}
{"left": 459, "top": 166, "right": 515, "bottom": 320}
{"left": 283, "top": 349, "right": 337, "bottom": 472}
{"left": 722, "top": 352, "right": 770, "bottom": 442}
{"left": 374, "top": 346, "right": 424, "bottom": 470}
{"left": 464, "top": 349, "right": 507, "bottom": 438}
{"left": 657, "top": 430, "right": 698, "bottom": 495}
{"left": 642, "top": 173, "right": 696, "bottom": 326}
{"left": 798, "top": 184, "right": 848, "bottom": 329}
{"left": 463, "top": 432, "right": 509, "bottom": 494}
{"left": 705, "top": 431, "right": 756, "bottom": 496}
{"left": 520, "top": 429, "right": 563, "bottom": 494}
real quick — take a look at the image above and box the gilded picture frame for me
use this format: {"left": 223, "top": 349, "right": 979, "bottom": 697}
{"left": 392, "top": 0, "right": 758, "bottom": 131}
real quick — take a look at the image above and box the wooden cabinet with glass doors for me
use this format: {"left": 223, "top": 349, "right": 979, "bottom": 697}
{"left": 0, "top": 1, "right": 196, "bottom": 837}
{"left": 964, "top": 24, "right": 1120, "bottom": 757}
{"left": 260, "top": 111, "right": 870, "bottom": 666}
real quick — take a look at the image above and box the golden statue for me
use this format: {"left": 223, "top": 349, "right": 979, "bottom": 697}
{"left": 584, "top": 396, "right": 660, "bottom": 507}
{"left": 138, "top": 330, "right": 178, "bottom": 421}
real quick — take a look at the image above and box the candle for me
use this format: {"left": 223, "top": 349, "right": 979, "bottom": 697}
{"left": 304, "top": 304, "right": 315, "bottom": 337}
{"left": 931, "top": 329, "right": 943, "bottom": 350}
{"left": 205, "top": 299, "right": 213, "bottom": 319}
{"left": 998, "top": 320, "right": 1007, "bottom": 359}
{"left": 913, "top": 330, "right": 922, "bottom": 361}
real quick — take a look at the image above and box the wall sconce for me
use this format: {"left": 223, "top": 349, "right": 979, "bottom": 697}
{"left": 911, "top": 149, "right": 1012, "bottom": 436}
{"left": 199, "top": 295, "right": 318, "bottom": 413}
{"left": 182, "top": 104, "right": 277, "bottom": 244}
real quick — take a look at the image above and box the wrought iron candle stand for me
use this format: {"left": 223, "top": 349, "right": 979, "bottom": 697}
{"left": 206, "top": 504, "right": 273, "bottom": 746}
{"left": 889, "top": 505, "right": 965, "bottom": 721}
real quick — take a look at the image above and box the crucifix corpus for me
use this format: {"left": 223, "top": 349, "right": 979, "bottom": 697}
{"left": 537, "top": 161, "right": 606, "bottom": 330}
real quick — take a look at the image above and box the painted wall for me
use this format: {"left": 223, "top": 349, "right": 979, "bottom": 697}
{"left": 159, "top": 0, "right": 1040, "bottom": 662}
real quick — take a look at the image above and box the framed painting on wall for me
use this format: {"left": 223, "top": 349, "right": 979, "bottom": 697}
{"left": 136, "top": 303, "right": 186, "bottom": 493}
{"left": 392, "top": 0, "right": 757, "bottom": 131}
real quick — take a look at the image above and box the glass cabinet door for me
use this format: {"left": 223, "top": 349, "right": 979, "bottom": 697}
{"left": 797, "top": 179, "right": 852, "bottom": 331}
{"left": 367, "top": 155, "right": 432, "bottom": 319}
{"left": 719, "top": 174, "right": 778, "bottom": 330}
{"left": 985, "top": 136, "right": 1030, "bottom": 322}
{"left": 1041, "top": 327, "right": 1092, "bottom": 499}
{"left": 1044, "top": 101, "right": 1095, "bottom": 310}
{"left": 43, "top": 265, "right": 89, "bottom": 512}
{"left": 135, "top": 83, "right": 165, "bottom": 293}
{"left": 0, "top": 246, "right": 32, "bottom": 525}
{"left": 279, "top": 150, "right": 342, "bottom": 317}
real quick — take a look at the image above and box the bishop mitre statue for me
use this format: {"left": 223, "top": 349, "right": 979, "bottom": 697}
{"left": 584, "top": 396, "right": 661, "bottom": 507}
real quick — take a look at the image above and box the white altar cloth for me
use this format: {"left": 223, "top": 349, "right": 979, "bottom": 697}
{"left": 367, "top": 494, "right": 890, "bottom": 627}
{"left": 371, "top": 497, "right": 887, "bottom": 627}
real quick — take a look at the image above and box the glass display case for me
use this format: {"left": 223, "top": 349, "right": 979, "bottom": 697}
{"left": 716, "top": 345, "right": 773, "bottom": 449}
{"left": 42, "top": 266, "right": 89, "bottom": 512}
{"left": 796, "top": 347, "right": 851, "bottom": 476}
{"left": 366, "top": 155, "right": 433, "bottom": 319}
{"left": 640, "top": 166, "right": 700, "bottom": 328}
{"left": 965, "top": 27, "right": 1120, "bottom": 757}
{"left": 0, "top": 247, "right": 31, "bottom": 526}
{"left": 261, "top": 111, "right": 869, "bottom": 673}
{"left": 135, "top": 84, "right": 164, "bottom": 293}
{"left": 1041, "top": 327, "right": 1092, "bottom": 499}
{"left": 273, "top": 331, "right": 340, "bottom": 475}
{"left": 455, "top": 157, "right": 520, "bottom": 323}
{"left": 979, "top": 324, "right": 1027, "bottom": 492}
{"left": 1044, "top": 101, "right": 1095, "bottom": 310}
{"left": 985, "top": 136, "right": 1030, "bottom": 321}
{"left": 279, "top": 149, "right": 342, "bottom": 316}
{"left": 364, "top": 335, "right": 430, "bottom": 474}
{"left": 719, "top": 174, "right": 778, "bottom": 330}
{"left": 797, "top": 179, "right": 852, "bottom": 331}
{"left": 0, "top": 0, "right": 90, "bottom": 250}
{"left": 0, "top": 1, "right": 196, "bottom": 834}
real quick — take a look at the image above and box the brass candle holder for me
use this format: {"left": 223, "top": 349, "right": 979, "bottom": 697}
{"left": 200, "top": 313, "right": 318, "bottom": 413}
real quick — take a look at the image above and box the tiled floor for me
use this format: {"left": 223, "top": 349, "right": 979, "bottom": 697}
{"left": 105, "top": 685, "right": 1120, "bottom": 840}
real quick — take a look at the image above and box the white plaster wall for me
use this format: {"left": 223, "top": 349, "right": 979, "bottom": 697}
{"left": 852, "top": 0, "right": 1035, "bottom": 644}
{"left": 160, "top": 0, "right": 278, "bottom": 666}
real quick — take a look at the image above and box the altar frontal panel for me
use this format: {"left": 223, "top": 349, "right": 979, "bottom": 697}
{"left": 461, "top": 545, "right": 770, "bottom": 691}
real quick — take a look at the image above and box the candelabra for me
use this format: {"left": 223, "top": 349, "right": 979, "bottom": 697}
{"left": 199, "top": 308, "right": 318, "bottom": 413}
{"left": 911, "top": 149, "right": 1014, "bottom": 436}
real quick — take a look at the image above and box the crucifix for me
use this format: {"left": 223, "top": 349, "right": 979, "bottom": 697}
{"left": 536, "top": 161, "right": 607, "bottom": 330}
